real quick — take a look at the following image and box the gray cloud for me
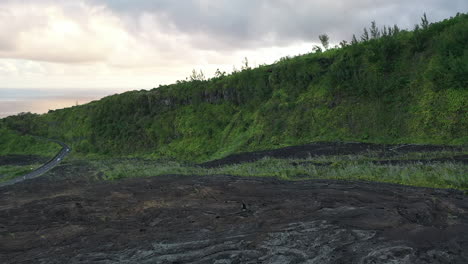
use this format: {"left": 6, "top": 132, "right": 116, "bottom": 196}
{"left": 0, "top": 0, "right": 466, "bottom": 91}
{"left": 96, "top": 0, "right": 468, "bottom": 49}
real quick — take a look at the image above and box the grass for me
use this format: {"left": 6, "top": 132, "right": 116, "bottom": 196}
{"left": 92, "top": 150, "right": 468, "bottom": 190}
{"left": 0, "top": 128, "right": 61, "bottom": 182}
{"left": 0, "top": 164, "right": 42, "bottom": 183}
{"left": 0, "top": 128, "right": 61, "bottom": 156}
{"left": 2, "top": 146, "right": 465, "bottom": 191}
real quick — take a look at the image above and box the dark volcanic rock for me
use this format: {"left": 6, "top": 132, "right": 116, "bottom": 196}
{"left": 0, "top": 175, "right": 467, "bottom": 263}
{"left": 199, "top": 142, "right": 462, "bottom": 168}
{"left": 0, "top": 155, "right": 48, "bottom": 166}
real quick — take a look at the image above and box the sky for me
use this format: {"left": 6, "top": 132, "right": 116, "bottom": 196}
{"left": 0, "top": 0, "right": 466, "bottom": 116}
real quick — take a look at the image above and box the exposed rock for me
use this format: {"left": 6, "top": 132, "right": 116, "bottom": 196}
{"left": 0, "top": 174, "right": 467, "bottom": 263}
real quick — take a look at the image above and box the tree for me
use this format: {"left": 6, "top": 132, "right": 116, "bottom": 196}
{"left": 388, "top": 26, "right": 394, "bottom": 36}
{"left": 197, "top": 70, "right": 205, "bottom": 81}
{"left": 319, "top": 34, "right": 330, "bottom": 50}
{"left": 382, "top": 26, "right": 388, "bottom": 37}
{"left": 189, "top": 69, "right": 197, "bottom": 81}
{"left": 241, "top": 57, "right": 250, "bottom": 70}
{"left": 312, "top": 45, "right": 322, "bottom": 53}
{"left": 361, "top": 28, "right": 369, "bottom": 41}
{"left": 421, "top": 13, "right": 429, "bottom": 29}
{"left": 214, "top": 68, "right": 226, "bottom": 78}
{"left": 393, "top": 25, "right": 400, "bottom": 35}
{"left": 189, "top": 69, "right": 205, "bottom": 81}
{"left": 351, "top": 34, "right": 359, "bottom": 45}
{"left": 370, "top": 21, "right": 380, "bottom": 39}
{"left": 339, "top": 40, "right": 348, "bottom": 48}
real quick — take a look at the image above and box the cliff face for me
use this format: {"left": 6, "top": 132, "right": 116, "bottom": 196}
{"left": 1, "top": 14, "right": 467, "bottom": 161}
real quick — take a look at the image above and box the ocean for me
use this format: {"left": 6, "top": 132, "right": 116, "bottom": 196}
{"left": 0, "top": 88, "right": 121, "bottom": 118}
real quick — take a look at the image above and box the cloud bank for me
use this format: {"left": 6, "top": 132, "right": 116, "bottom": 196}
{"left": 0, "top": 0, "right": 466, "bottom": 89}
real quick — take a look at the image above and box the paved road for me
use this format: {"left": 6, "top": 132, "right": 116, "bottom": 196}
{"left": 0, "top": 139, "right": 70, "bottom": 187}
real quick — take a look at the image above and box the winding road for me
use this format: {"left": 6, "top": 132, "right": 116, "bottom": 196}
{"left": 0, "top": 139, "right": 70, "bottom": 187}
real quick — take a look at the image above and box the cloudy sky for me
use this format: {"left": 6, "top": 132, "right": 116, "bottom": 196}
{"left": 0, "top": 0, "right": 466, "bottom": 93}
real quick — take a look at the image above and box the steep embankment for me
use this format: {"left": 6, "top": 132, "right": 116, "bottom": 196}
{"left": 1, "top": 14, "right": 467, "bottom": 161}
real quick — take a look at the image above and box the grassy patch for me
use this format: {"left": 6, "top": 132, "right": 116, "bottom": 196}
{"left": 0, "top": 164, "right": 42, "bottom": 183}
{"left": 92, "top": 151, "right": 468, "bottom": 190}
{"left": 0, "top": 128, "right": 62, "bottom": 181}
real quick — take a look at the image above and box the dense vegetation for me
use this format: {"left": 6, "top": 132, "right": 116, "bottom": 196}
{"left": 0, "top": 128, "right": 60, "bottom": 156}
{"left": 1, "top": 13, "right": 467, "bottom": 162}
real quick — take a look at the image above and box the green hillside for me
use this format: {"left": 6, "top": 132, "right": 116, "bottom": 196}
{"left": 0, "top": 128, "right": 60, "bottom": 156}
{"left": 1, "top": 14, "right": 467, "bottom": 162}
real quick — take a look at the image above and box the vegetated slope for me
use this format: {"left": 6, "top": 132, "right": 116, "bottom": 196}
{"left": 0, "top": 128, "right": 60, "bottom": 157}
{"left": 1, "top": 14, "right": 467, "bottom": 162}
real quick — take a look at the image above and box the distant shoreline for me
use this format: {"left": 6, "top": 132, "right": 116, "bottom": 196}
{"left": 0, "top": 88, "right": 125, "bottom": 118}
{"left": 0, "top": 96, "right": 101, "bottom": 118}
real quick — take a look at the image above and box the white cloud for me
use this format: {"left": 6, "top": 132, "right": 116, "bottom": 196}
{"left": 0, "top": 0, "right": 466, "bottom": 91}
{"left": 0, "top": 2, "right": 127, "bottom": 63}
